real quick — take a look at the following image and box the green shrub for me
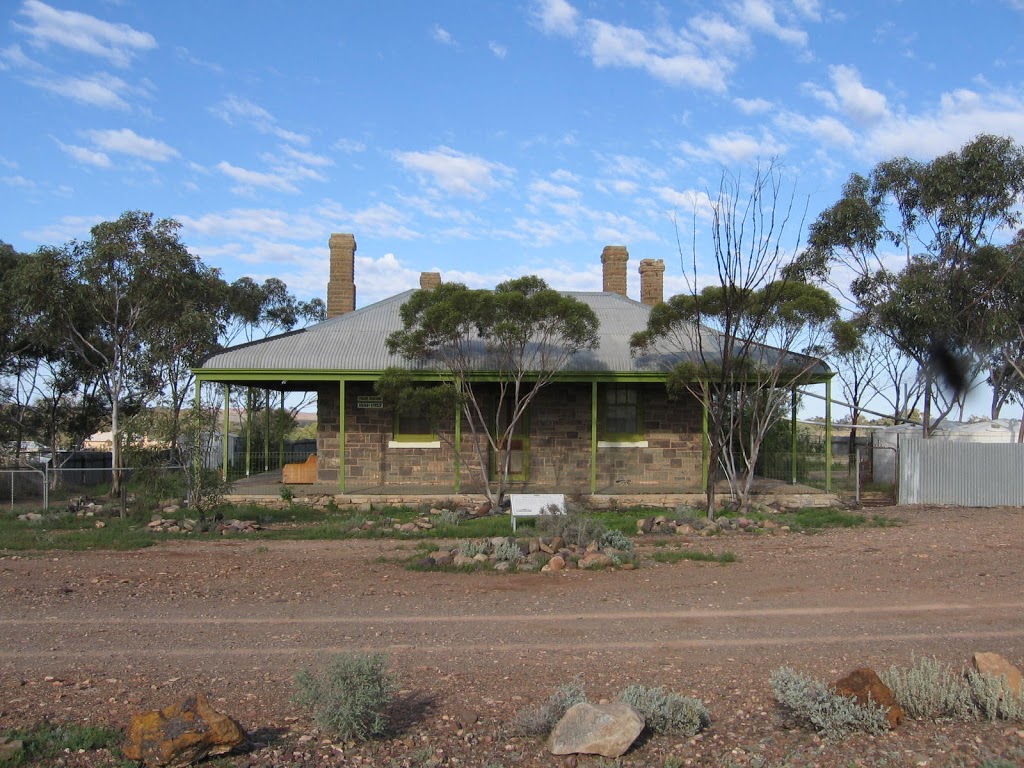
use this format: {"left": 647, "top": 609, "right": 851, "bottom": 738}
{"left": 880, "top": 655, "right": 976, "bottom": 720}
{"left": 536, "top": 502, "right": 606, "bottom": 549}
{"left": 0, "top": 722, "right": 122, "bottom": 765}
{"left": 600, "top": 528, "right": 633, "bottom": 552}
{"left": 513, "top": 677, "right": 586, "bottom": 737}
{"left": 293, "top": 653, "right": 397, "bottom": 741}
{"left": 458, "top": 539, "right": 489, "bottom": 558}
{"left": 438, "top": 508, "right": 463, "bottom": 527}
{"left": 880, "top": 655, "right": 1024, "bottom": 723}
{"left": 492, "top": 537, "right": 524, "bottom": 563}
{"left": 618, "top": 684, "right": 710, "bottom": 736}
{"left": 770, "top": 667, "right": 890, "bottom": 738}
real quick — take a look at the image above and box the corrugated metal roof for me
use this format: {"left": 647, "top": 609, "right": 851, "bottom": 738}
{"left": 199, "top": 290, "right": 830, "bottom": 377}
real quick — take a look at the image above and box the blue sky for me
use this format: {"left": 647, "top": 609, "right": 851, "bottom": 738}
{"left": 3, "top": 0, "right": 1024, "bottom": 314}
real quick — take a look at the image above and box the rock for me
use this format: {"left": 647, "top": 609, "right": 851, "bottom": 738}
{"left": 528, "top": 538, "right": 541, "bottom": 554}
{"left": 475, "top": 501, "right": 492, "bottom": 516}
{"left": 579, "top": 553, "right": 614, "bottom": 569}
{"left": 452, "top": 554, "right": 476, "bottom": 567}
{"left": 548, "top": 702, "right": 644, "bottom": 758}
{"left": 549, "top": 536, "right": 564, "bottom": 551}
{"left": 972, "top": 652, "right": 1023, "bottom": 697}
{"left": 399, "top": 522, "right": 418, "bottom": 533}
{"left": 472, "top": 553, "right": 490, "bottom": 563}
{"left": 636, "top": 517, "right": 653, "bottom": 534}
{"left": 430, "top": 552, "right": 454, "bottom": 566}
{"left": 674, "top": 523, "right": 693, "bottom": 535}
{"left": 122, "top": 691, "right": 246, "bottom": 767}
{"left": 493, "top": 561, "right": 511, "bottom": 572}
{"left": 545, "top": 555, "right": 566, "bottom": 572}
{"left": 832, "top": 668, "right": 904, "bottom": 727}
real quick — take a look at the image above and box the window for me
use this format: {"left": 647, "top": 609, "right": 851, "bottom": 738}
{"left": 389, "top": 407, "right": 440, "bottom": 448}
{"left": 600, "top": 384, "right": 646, "bottom": 446}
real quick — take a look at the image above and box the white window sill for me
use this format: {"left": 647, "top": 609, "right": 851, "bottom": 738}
{"left": 598, "top": 440, "right": 649, "bottom": 448}
{"left": 388, "top": 440, "right": 441, "bottom": 449}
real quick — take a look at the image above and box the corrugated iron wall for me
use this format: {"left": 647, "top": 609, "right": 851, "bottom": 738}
{"left": 898, "top": 439, "right": 1024, "bottom": 506}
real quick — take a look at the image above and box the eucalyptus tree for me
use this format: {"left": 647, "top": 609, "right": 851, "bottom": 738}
{"left": 631, "top": 162, "right": 853, "bottom": 517}
{"left": 803, "top": 134, "right": 1024, "bottom": 434}
{"left": 379, "top": 276, "right": 599, "bottom": 508}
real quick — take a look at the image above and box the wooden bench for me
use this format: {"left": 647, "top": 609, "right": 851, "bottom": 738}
{"left": 509, "top": 494, "right": 566, "bottom": 531}
{"left": 282, "top": 454, "right": 317, "bottom": 484}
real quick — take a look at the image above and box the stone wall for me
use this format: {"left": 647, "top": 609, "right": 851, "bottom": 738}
{"left": 317, "top": 381, "right": 704, "bottom": 491}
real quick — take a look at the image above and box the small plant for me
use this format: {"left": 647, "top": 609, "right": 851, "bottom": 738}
{"left": 293, "top": 652, "right": 397, "bottom": 741}
{"left": 600, "top": 528, "right": 633, "bottom": 552}
{"left": 880, "top": 655, "right": 1024, "bottom": 723}
{"left": 513, "top": 677, "right": 587, "bottom": 736}
{"left": 438, "top": 508, "right": 463, "bottom": 527}
{"left": 458, "top": 539, "right": 489, "bottom": 558}
{"left": 880, "top": 655, "right": 975, "bottom": 720}
{"left": 0, "top": 722, "right": 122, "bottom": 765}
{"left": 770, "top": 667, "right": 890, "bottom": 738}
{"left": 618, "top": 684, "right": 710, "bottom": 736}
{"left": 492, "top": 537, "right": 524, "bottom": 563}
{"left": 536, "top": 501, "right": 606, "bottom": 549}
{"left": 651, "top": 549, "right": 737, "bottom": 564}
{"left": 279, "top": 486, "right": 294, "bottom": 503}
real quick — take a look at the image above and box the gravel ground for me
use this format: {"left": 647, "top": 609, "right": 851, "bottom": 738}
{"left": 2, "top": 505, "right": 1024, "bottom": 767}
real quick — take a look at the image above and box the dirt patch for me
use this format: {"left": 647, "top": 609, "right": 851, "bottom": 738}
{"left": 2, "top": 506, "right": 1024, "bottom": 766}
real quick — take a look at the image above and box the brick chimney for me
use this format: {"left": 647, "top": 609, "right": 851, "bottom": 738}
{"left": 327, "top": 233, "right": 356, "bottom": 318}
{"left": 601, "top": 245, "right": 629, "bottom": 297}
{"left": 639, "top": 258, "right": 665, "bottom": 306}
{"left": 419, "top": 272, "right": 442, "bottom": 290}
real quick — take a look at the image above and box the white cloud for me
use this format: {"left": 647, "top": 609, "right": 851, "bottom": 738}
{"left": 211, "top": 96, "right": 310, "bottom": 146}
{"left": 29, "top": 71, "right": 132, "bottom": 109}
{"left": 175, "top": 46, "right": 223, "bottom": 73}
{"left": 279, "top": 145, "right": 332, "bottom": 167}
{"left": 532, "top": 0, "right": 579, "bottom": 37}
{"left": 23, "top": 214, "right": 105, "bottom": 244}
{"left": 489, "top": 41, "right": 508, "bottom": 58}
{"left": 529, "top": 178, "right": 582, "bottom": 200}
{"left": 332, "top": 138, "right": 366, "bottom": 154}
{"left": 54, "top": 138, "right": 110, "bottom": 167}
{"left": 318, "top": 199, "right": 421, "bottom": 240}
{"left": 689, "top": 13, "right": 749, "bottom": 50}
{"left": 830, "top": 64, "right": 888, "bottom": 122}
{"left": 431, "top": 25, "right": 455, "bottom": 46}
{"left": 729, "top": 0, "right": 808, "bottom": 47}
{"left": 777, "top": 111, "right": 856, "bottom": 147}
{"left": 2, "top": 175, "right": 36, "bottom": 188}
{"left": 584, "top": 19, "right": 729, "bottom": 92}
{"left": 85, "top": 128, "right": 178, "bottom": 161}
{"left": 394, "top": 146, "right": 513, "bottom": 199}
{"left": 178, "top": 208, "right": 315, "bottom": 239}
{"left": 655, "top": 186, "right": 717, "bottom": 220}
{"left": 734, "top": 96, "right": 773, "bottom": 114}
{"left": 507, "top": 217, "right": 587, "bottom": 247}
{"left": 216, "top": 161, "right": 299, "bottom": 194}
{"left": 0, "top": 43, "right": 39, "bottom": 70}
{"left": 681, "top": 130, "right": 786, "bottom": 163}
{"left": 14, "top": 0, "right": 156, "bottom": 67}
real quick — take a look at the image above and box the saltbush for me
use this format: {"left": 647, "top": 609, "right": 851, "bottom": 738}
{"left": 535, "top": 502, "right": 606, "bottom": 549}
{"left": 880, "top": 655, "right": 1024, "bottom": 723}
{"left": 600, "top": 528, "right": 634, "bottom": 552}
{"left": 513, "top": 678, "right": 587, "bottom": 736}
{"left": 618, "top": 684, "right": 710, "bottom": 736}
{"left": 770, "top": 667, "right": 890, "bottom": 738}
{"left": 492, "top": 537, "right": 524, "bottom": 563}
{"left": 293, "top": 652, "right": 397, "bottom": 741}
{"left": 457, "top": 539, "right": 489, "bottom": 558}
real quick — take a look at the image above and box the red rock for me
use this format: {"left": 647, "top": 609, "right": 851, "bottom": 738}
{"left": 122, "top": 691, "right": 246, "bottom": 767}
{"left": 832, "top": 667, "right": 904, "bottom": 728}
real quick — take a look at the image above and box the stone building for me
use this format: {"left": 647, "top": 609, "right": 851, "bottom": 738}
{"left": 195, "top": 234, "right": 831, "bottom": 496}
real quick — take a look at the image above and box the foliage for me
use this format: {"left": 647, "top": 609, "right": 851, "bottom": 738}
{"left": 293, "top": 652, "right": 397, "bottom": 742}
{"left": 381, "top": 276, "right": 599, "bottom": 507}
{"left": 599, "top": 528, "right": 633, "bottom": 551}
{"left": 880, "top": 655, "right": 1024, "bottom": 723}
{"left": 650, "top": 549, "right": 737, "bottom": 564}
{"left": 535, "top": 501, "right": 607, "bottom": 549}
{"left": 618, "top": 684, "right": 710, "bottom": 736}
{"left": 179, "top": 403, "right": 231, "bottom": 516}
{"left": 632, "top": 163, "right": 849, "bottom": 517}
{"left": 457, "top": 539, "right": 489, "bottom": 557}
{"left": 0, "top": 722, "right": 122, "bottom": 767}
{"left": 492, "top": 537, "right": 524, "bottom": 563}
{"left": 770, "top": 667, "right": 891, "bottom": 738}
{"left": 803, "top": 134, "right": 1024, "bottom": 431}
{"left": 513, "top": 677, "right": 587, "bottom": 736}
{"left": 438, "top": 508, "right": 463, "bottom": 527}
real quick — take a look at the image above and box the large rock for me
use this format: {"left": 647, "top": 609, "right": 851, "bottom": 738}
{"left": 548, "top": 702, "right": 644, "bottom": 758}
{"left": 122, "top": 691, "right": 246, "bottom": 767}
{"left": 832, "top": 668, "right": 904, "bottom": 727}
{"left": 972, "top": 652, "right": 1023, "bottom": 697}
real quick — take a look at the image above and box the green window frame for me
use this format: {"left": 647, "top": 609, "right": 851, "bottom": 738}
{"left": 392, "top": 409, "right": 436, "bottom": 443}
{"left": 601, "top": 384, "right": 644, "bottom": 441}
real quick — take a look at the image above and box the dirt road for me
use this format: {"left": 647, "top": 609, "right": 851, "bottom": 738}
{"left": 2, "top": 506, "right": 1023, "bottom": 766}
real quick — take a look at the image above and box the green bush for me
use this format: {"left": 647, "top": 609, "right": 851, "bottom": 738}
{"left": 492, "top": 537, "right": 524, "bottom": 563}
{"left": 457, "top": 539, "right": 489, "bottom": 558}
{"left": 618, "top": 684, "right": 710, "bottom": 736}
{"left": 880, "top": 655, "right": 976, "bottom": 720}
{"left": 293, "top": 653, "right": 397, "bottom": 741}
{"left": 536, "top": 502, "right": 606, "bottom": 549}
{"left": 513, "top": 678, "right": 586, "bottom": 736}
{"left": 770, "top": 667, "right": 890, "bottom": 738}
{"left": 880, "top": 656, "right": 1024, "bottom": 722}
{"left": 600, "top": 528, "right": 633, "bottom": 552}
